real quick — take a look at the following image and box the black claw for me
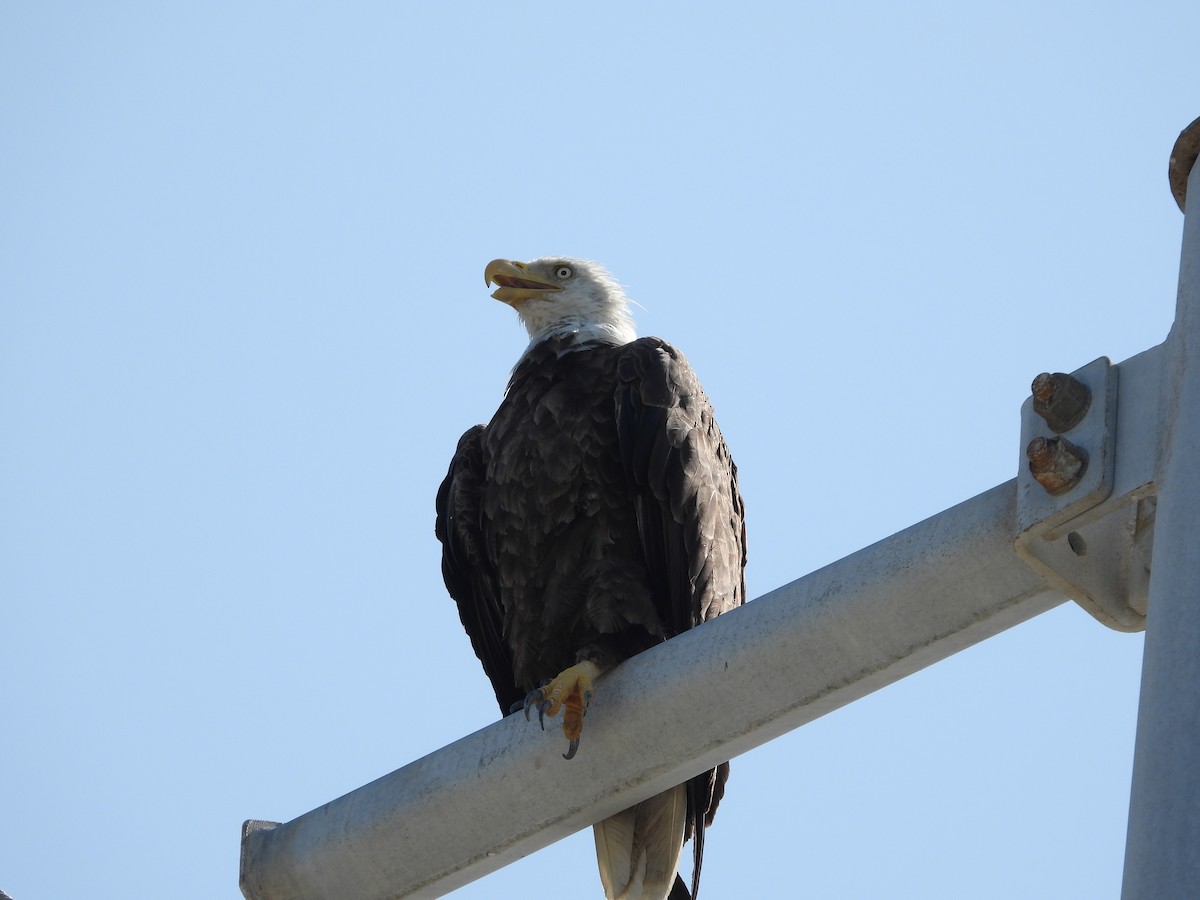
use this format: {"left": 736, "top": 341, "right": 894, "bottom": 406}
{"left": 563, "top": 738, "right": 580, "bottom": 760}
{"left": 518, "top": 688, "right": 544, "bottom": 721}
{"left": 538, "top": 699, "right": 552, "bottom": 729}
{"left": 509, "top": 698, "right": 525, "bottom": 715}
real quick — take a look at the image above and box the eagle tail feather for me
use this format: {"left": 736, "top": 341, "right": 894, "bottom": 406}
{"left": 595, "top": 806, "right": 636, "bottom": 897}
{"left": 686, "top": 772, "right": 706, "bottom": 900}
{"left": 593, "top": 784, "right": 687, "bottom": 899}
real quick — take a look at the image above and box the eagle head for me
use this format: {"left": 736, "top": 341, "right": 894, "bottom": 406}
{"left": 484, "top": 257, "right": 637, "bottom": 346}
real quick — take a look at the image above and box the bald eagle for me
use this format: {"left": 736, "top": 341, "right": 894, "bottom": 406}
{"left": 435, "top": 257, "right": 747, "bottom": 899}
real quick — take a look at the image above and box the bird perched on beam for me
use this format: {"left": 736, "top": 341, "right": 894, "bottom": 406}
{"left": 435, "top": 257, "right": 747, "bottom": 899}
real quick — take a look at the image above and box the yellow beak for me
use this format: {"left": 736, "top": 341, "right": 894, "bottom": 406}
{"left": 484, "top": 259, "right": 563, "bottom": 306}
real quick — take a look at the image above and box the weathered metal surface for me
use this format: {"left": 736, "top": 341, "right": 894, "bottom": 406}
{"left": 1169, "top": 114, "right": 1200, "bottom": 213}
{"left": 1026, "top": 434, "right": 1088, "bottom": 495}
{"left": 1031, "top": 371, "right": 1092, "bottom": 433}
{"left": 1014, "top": 353, "right": 1151, "bottom": 632}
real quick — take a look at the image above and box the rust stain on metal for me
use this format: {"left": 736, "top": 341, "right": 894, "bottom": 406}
{"left": 1031, "top": 372, "right": 1091, "bottom": 433}
{"left": 1026, "top": 435, "right": 1088, "bottom": 495}
{"left": 1169, "top": 115, "right": 1200, "bottom": 213}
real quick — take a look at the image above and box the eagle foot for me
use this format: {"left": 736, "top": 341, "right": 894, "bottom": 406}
{"left": 516, "top": 661, "right": 600, "bottom": 759}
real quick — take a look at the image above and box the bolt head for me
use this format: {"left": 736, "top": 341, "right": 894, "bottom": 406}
{"left": 1031, "top": 372, "right": 1091, "bottom": 433}
{"left": 1026, "top": 435, "right": 1087, "bottom": 495}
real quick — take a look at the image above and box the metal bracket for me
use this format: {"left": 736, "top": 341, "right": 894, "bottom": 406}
{"left": 1015, "top": 356, "right": 1149, "bottom": 632}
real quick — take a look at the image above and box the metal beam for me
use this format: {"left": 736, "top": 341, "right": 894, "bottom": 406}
{"left": 242, "top": 477, "right": 1077, "bottom": 900}
{"left": 1121, "top": 117, "right": 1200, "bottom": 899}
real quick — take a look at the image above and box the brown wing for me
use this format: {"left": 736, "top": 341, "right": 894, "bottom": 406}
{"left": 613, "top": 337, "right": 747, "bottom": 896}
{"left": 435, "top": 425, "right": 523, "bottom": 714}
{"left": 614, "top": 337, "right": 747, "bottom": 634}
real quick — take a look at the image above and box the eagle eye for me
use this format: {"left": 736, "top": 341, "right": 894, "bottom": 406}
{"left": 555, "top": 265, "right": 573, "bottom": 280}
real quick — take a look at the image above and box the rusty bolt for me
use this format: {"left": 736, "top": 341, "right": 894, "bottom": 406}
{"left": 1031, "top": 372, "right": 1091, "bottom": 433}
{"left": 1027, "top": 435, "right": 1088, "bottom": 495}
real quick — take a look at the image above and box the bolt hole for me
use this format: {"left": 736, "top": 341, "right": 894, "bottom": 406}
{"left": 1067, "top": 531, "right": 1087, "bottom": 556}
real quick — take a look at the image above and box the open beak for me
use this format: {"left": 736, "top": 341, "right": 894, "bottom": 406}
{"left": 484, "top": 259, "right": 563, "bottom": 306}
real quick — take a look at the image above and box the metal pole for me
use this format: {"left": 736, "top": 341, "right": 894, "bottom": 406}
{"left": 1121, "top": 117, "right": 1200, "bottom": 899}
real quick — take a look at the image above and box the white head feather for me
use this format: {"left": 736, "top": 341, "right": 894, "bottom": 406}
{"left": 486, "top": 256, "right": 638, "bottom": 350}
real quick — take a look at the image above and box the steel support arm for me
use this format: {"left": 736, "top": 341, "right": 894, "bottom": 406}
{"left": 241, "top": 479, "right": 1075, "bottom": 900}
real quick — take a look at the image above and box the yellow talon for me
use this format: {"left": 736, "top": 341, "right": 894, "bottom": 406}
{"left": 521, "top": 661, "right": 601, "bottom": 759}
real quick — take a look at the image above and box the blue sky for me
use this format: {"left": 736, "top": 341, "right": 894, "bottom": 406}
{"left": 2, "top": 3, "right": 1195, "bottom": 898}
